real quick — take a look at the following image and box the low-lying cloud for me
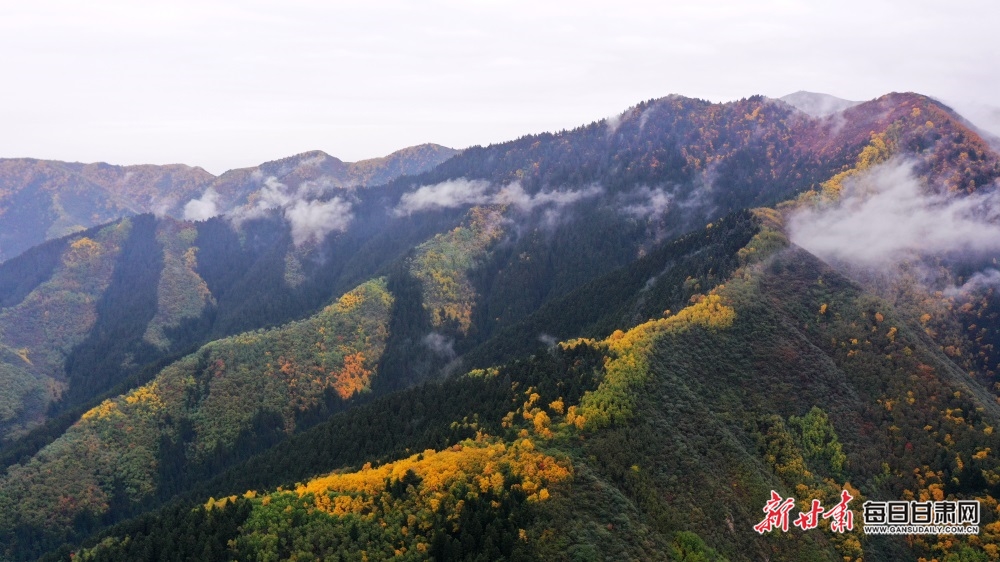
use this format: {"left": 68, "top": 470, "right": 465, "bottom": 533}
{"left": 299, "top": 153, "right": 328, "bottom": 167}
{"left": 285, "top": 197, "right": 353, "bottom": 246}
{"left": 394, "top": 178, "right": 604, "bottom": 216}
{"left": 494, "top": 183, "right": 603, "bottom": 211}
{"left": 605, "top": 112, "right": 623, "bottom": 136}
{"left": 255, "top": 177, "right": 295, "bottom": 213}
{"left": 394, "top": 178, "right": 603, "bottom": 216}
{"left": 395, "top": 179, "right": 492, "bottom": 214}
{"left": 184, "top": 176, "right": 354, "bottom": 245}
{"left": 183, "top": 188, "right": 221, "bottom": 221}
{"left": 423, "top": 332, "right": 456, "bottom": 360}
{"left": 622, "top": 186, "right": 673, "bottom": 218}
{"left": 788, "top": 159, "right": 1000, "bottom": 266}
{"left": 152, "top": 196, "right": 178, "bottom": 219}
{"left": 223, "top": 177, "right": 295, "bottom": 224}
{"left": 537, "top": 333, "right": 558, "bottom": 348}
{"left": 945, "top": 269, "right": 1000, "bottom": 297}
{"left": 231, "top": 177, "right": 355, "bottom": 245}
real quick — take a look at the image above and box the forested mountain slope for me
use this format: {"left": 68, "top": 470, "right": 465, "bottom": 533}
{"left": 0, "top": 91, "right": 999, "bottom": 560}
{"left": 43, "top": 216, "right": 1000, "bottom": 561}
{"left": 0, "top": 207, "right": 761, "bottom": 559}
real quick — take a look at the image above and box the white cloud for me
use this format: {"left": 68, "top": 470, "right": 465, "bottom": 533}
{"left": 285, "top": 197, "right": 353, "bottom": 246}
{"left": 297, "top": 176, "right": 342, "bottom": 198}
{"left": 228, "top": 176, "right": 294, "bottom": 223}
{"left": 258, "top": 177, "right": 294, "bottom": 209}
{"left": 213, "top": 175, "right": 354, "bottom": 245}
{"left": 494, "top": 182, "right": 603, "bottom": 211}
{"left": 182, "top": 188, "right": 220, "bottom": 221}
{"left": 299, "top": 152, "right": 328, "bottom": 167}
{"left": 945, "top": 269, "right": 1000, "bottom": 297}
{"left": 151, "top": 196, "right": 177, "bottom": 218}
{"left": 605, "top": 112, "right": 623, "bottom": 136}
{"left": 788, "top": 159, "right": 1000, "bottom": 266}
{"left": 622, "top": 186, "right": 673, "bottom": 218}
{"left": 395, "top": 179, "right": 492, "bottom": 215}
{"left": 395, "top": 178, "right": 603, "bottom": 216}
{"left": 537, "top": 333, "right": 558, "bottom": 347}
{"left": 423, "top": 332, "right": 455, "bottom": 359}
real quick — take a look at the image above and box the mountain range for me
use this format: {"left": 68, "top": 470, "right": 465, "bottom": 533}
{"left": 0, "top": 143, "right": 458, "bottom": 263}
{"left": 0, "top": 91, "right": 999, "bottom": 560}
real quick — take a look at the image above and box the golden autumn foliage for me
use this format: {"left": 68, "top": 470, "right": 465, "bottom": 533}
{"left": 577, "top": 293, "right": 736, "bottom": 431}
{"left": 411, "top": 206, "right": 505, "bottom": 334}
{"left": 532, "top": 411, "right": 552, "bottom": 438}
{"left": 886, "top": 326, "right": 898, "bottom": 342}
{"left": 80, "top": 399, "right": 121, "bottom": 422}
{"left": 293, "top": 437, "right": 571, "bottom": 512}
{"left": 820, "top": 130, "right": 895, "bottom": 200}
{"left": 335, "top": 289, "right": 365, "bottom": 313}
{"left": 548, "top": 399, "right": 564, "bottom": 415}
{"left": 69, "top": 237, "right": 101, "bottom": 255}
{"left": 209, "top": 436, "right": 571, "bottom": 560}
{"left": 80, "top": 382, "right": 166, "bottom": 429}
{"left": 210, "top": 437, "right": 571, "bottom": 558}
{"left": 273, "top": 279, "right": 393, "bottom": 411}
{"left": 332, "top": 351, "right": 372, "bottom": 400}
{"left": 123, "top": 383, "right": 163, "bottom": 410}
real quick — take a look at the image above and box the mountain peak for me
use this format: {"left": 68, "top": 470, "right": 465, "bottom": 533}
{"left": 779, "top": 91, "right": 862, "bottom": 117}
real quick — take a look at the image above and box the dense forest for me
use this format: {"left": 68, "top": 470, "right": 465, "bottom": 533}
{"left": 0, "top": 91, "right": 999, "bottom": 560}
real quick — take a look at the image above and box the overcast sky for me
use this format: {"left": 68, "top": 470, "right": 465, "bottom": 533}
{"left": 1, "top": 0, "right": 997, "bottom": 174}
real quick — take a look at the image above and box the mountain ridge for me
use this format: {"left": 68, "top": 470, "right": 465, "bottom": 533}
{"left": 778, "top": 90, "right": 862, "bottom": 117}
{"left": 0, "top": 143, "right": 459, "bottom": 263}
{"left": 1, "top": 90, "right": 1000, "bottom": 560}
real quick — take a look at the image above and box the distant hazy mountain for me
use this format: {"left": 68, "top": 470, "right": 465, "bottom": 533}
{"left": 944, "top": 99, "right": 1000, "bottom": 149}
{"left": 779, "top": 90, "right": 862, "bottom": 117}
{"left": 190, "top": 143, "right": 459, "bottom": 220}
{"left": 0, "top": 144, "right": 458, "bottom": 263}
{"left": 0, "top": 160, "right": 212, "bottom": 262}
